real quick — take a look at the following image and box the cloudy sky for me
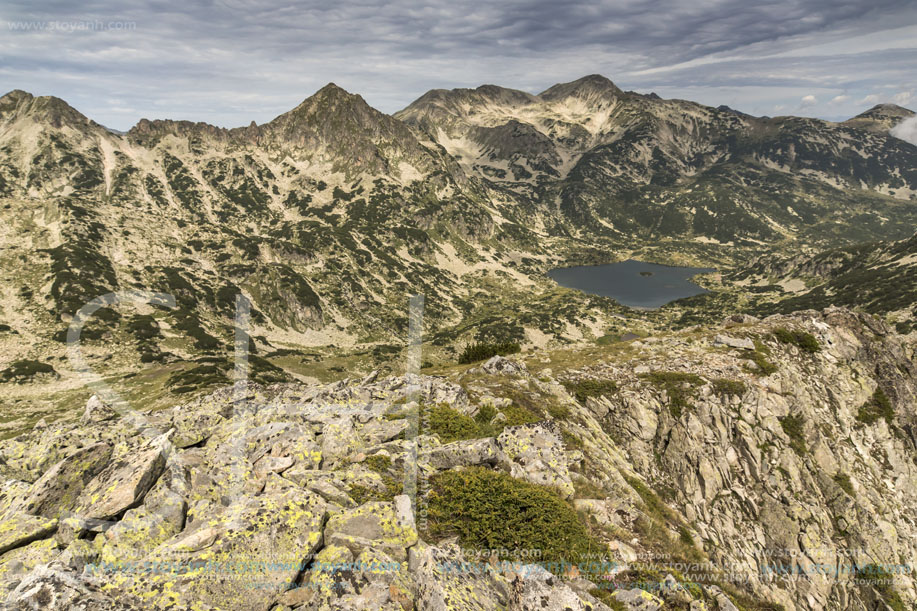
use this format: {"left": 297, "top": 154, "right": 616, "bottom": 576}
{"left": 1, "top": 0, "right": 915, "bottom": 131}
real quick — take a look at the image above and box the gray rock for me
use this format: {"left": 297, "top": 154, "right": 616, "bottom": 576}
{"left": 80, "top": 395, "right": 118, "bottom": 424}
{"left": 421, "top": 437, "right": 510, "bottom": 470}
{"left": 482, "top": 356, "right": 528, "bottom": 376}
{"left": 497, "top": 422, "right": 574, "bottom": 498}
{"left": 4, "top": 565, "right": 144, "bottom": 610}
{"left": 714, "top": 334, "right": 755, "bottom": 350}
{"left": 72, "top": 443, "right": 166, "bottom": 521}
{"left": 21, "top": 443, "right": 112, "bottom": 518}
{"left": 613, "top": 587, "right": 665, "bottom": 610}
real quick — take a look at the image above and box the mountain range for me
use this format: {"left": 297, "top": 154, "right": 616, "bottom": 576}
{"left": 0, "top": 75, "right": 915, "bottom": 426}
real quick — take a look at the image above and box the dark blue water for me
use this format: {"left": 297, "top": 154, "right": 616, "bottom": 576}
{"left": 548, "top": 260, "right": 715, "bottom": 309}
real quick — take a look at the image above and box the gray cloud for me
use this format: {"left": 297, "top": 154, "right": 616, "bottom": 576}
{"left": 0, "top": 0, "right": 914, "bottom": 129}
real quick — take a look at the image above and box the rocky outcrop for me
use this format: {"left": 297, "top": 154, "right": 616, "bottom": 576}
{"left": 0, "top": 309, "right": 913, "bottom": 610}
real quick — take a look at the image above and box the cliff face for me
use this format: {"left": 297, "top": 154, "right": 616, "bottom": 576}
{"left": 0, "top": 307, "right": 914, "bottom": 610}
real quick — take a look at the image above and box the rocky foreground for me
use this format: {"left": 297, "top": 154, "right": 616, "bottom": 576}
{"left": 0, "top": 308, "right": 915, "bottom": 610}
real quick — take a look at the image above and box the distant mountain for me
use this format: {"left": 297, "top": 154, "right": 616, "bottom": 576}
{"left": 0, "top": 76, "right": 915, "bottom": 410}
{"left": 398, "top": 78, "right": 917, "bottom": 245}
{"left": 842, "top": 103, "right": 915, "bottom": 132}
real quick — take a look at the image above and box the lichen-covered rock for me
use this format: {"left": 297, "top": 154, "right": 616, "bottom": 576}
{"left": 713, "top": 334, "right": 754, "bottom": 350}
{"left": 72, "top": 441, "right": 166, "bottom": 521}
{"left": 0, "top": 537, "right": 58, "bottom": 597}
{"left": 613, "top": 587, "right": 665, "bottom": 610}
{"left": 80, "top": 395, "right": 118, "bottom": 424}
{"left": 497, "top": 422, "right": 575, "bottom": 498}
{"left": 508, "top": 563, "right": 611, "bottom": 610}
{"left": 0, "top": 311, "right": 913, "bottom": 610}
{"left": 122, "top": 487, "right": 327, "bottom": 610}
{"left": 408, "top": 540, "right": 512, "bottom": 610}
{"left": 324, "top": 497, "right": 417, "bottom": 562}
{"left": 21, "top": 442, "right": 111, "bottom": 518}
{"left": 0, "top": 512, "right": 57, "bottom": 555}
{"left": 420, "top": 437, "right": 510, "bottom": 471}
{"left": 482, "top": 355, "right": 529, "bottom": 377}
{"left": 4, "top": 565, "right": 145, "bottom": 610}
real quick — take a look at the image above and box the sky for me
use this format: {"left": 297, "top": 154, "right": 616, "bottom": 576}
{"left": 1, "top": 0, "right": 915, "bottom": 131}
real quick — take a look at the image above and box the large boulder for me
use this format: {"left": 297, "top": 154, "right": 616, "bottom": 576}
{"left": 4, "top": 565, "right": 145, "bottom": 610}
{"left": 80, "top": 395, "right": 118, "bottom": 424}
{"left": 420, "top": 437, "right": 510, "bottom": 470}
{"left": 323, "top": 496, "right": 417, "bottom": 562}
{"left": 72, "top": 441, "right": 166, "bottom": 522}
{"left": 122, "top": 487, "right": 327, "bottom": 610}
{"left": 0, "top": 512, "right": 57, "bottom": 555}
{"left": 21, "top": 442, "right": 112, "bottom": 518}
{"left": 497, "top": 422, "right": 575, "bottom": 498}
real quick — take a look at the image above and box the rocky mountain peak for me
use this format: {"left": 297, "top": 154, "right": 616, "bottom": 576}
{"left": 842, "top": 103, "right": 915, "bottom": 132}
{"left": 538, "top": 74, "right": 622, "bottom": 103}
{"left": 0, "top": 90, "right": 92, "bottom": 129}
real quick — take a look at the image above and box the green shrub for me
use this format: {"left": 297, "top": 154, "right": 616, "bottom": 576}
{"left": 855, "top": 564, "right": 907, "bottom": 611}
{"left": 562, "top": 379, "right": 618, "bottom": 404}
{"left": 0, "top": 359, "right": 57, "bottom": 383}
{"left": 547, "top": 402, "right": 571, "bottom": 420}
{"left": 427, "top": 404, "right": 482, "bottom": 443}
{"left": 500, "top": 403, "right": 541, "bottom": 427}
{"left": 711, "top": 378, "right": 747, "bottom": 397}
{"left": 855, "top": 388, "right": 894, "bottom": 425}
{"left": 425, "top": 467, "right": 606, "bottom": 564}
{"left": 640, "top": 372, "right": 704, "bottom": 418}
{"left": 747, "top": 340, "right": 778, "bottom": 375}
{"left": 364, "top": 454, "right": 392, "bottom": 473}
{"left": 779, "top": 414, "right": 807, "bottom": 455}
{"left": 833, "top": 472, "right": 855, "bottom": 497}
{"left": 773, "top": 327, "right": 820, "bottom": 353}
{"left": 588, "top": 588, "right": 626, "bottom": 610}
{"left": 458, "top": 341, "right": 521, "bottom": 364}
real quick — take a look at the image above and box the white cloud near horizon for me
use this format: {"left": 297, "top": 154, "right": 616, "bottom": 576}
{"left": 890, "top": 115, "right": 917, "bottom": 146}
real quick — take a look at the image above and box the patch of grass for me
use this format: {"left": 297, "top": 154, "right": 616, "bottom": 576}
{"left": 855, "top": 387, "right": 894, "bottom": 425}
{"left": 425, "top": 467, "right": 606, "bottom": 564}
{"left": 561, "top": 430, "right": 584, "bottom": 451}
{"left": 779, "top": 414, "right": 807, "bottom": 456}
{"left": 640, "top": 372, "right": 704, "bottom": 418}
{"left": 458, "top": 341, "right": 521, "bottom": 364}
{"left": 623, "top": 475, "right": 679, "bottom": 524}
{"left": 588, "top": 588, "right": 626, "bottom": 610}
{"left": 711, "top": 378, "right": 747, "bottom": 398}
{"left": 746, "top": 340, "right": 778, "bottom": 375}
{"left": 572, "top": 475, "right": 606, "bottom": 499}
{"left": 547, "top": 402, "right": 571, "bottom": 420}
{"left": 773, "top": 327, "right": 821, "bottom": 353}
{"left": 474, "top": 404, "right": 497, "bottom": 425}
{"left": 364, "top": 454, "right": 392, "bottom": 473}
{"left": 562, "top": 379, "right": 618, "bottom": 404}
{"left": 833, "top": 472, "right": 855, "bottom": 497}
